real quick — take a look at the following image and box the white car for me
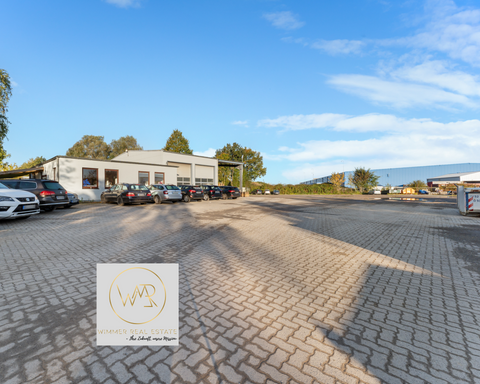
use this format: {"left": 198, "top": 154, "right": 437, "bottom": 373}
{"left": 264, "top": 189, "right": 271, "bottom": 195}
{"left": 0, "top": 182, "right": 40, "bottom": 220}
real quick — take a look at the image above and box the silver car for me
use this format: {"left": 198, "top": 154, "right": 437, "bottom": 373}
{"left": 148, "top": 184, "right": 182, "bottom": 204}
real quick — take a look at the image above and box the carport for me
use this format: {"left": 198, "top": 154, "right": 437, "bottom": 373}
{"left": 0, "top": 166, "right": 44, "bottom": 180}
{"left": 218, "top": 159, "right": 244, "bottom": 191}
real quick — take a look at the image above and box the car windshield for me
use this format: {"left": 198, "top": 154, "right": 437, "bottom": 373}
{"left": 165, "top": 185, "right": 179, "bottom": 190}
{"left": 44, "top": 181, "right": 65, "bottom": 190}
{"left": 130, "top": 185, "right": 149, "bottom": 191}
{"left": 149, "top": 185, "right": 160, "bottom": 190}
{"left": 0, "top": 183, "right": 8, "bottom": 189}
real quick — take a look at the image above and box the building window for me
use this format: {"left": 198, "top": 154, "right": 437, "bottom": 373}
{"left": 139, "top": 171, "right": 149, "bottom": 185}
{"left": 177, "top": 177, "right": 190, "bottom": 186}
{"left": 155, "top": 172, "right": 165, "bottom": 185}
{"left": 82, "top": 168, "right": 98, "bottom": 189}
{"left": 105, "top": 169, "right": 119, "bottom": 189}
{"left": 195, "top": 178, "right": 214, "bottom": 186}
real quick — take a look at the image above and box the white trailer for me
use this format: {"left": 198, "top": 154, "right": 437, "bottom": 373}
{"left": 457, "top": 185, "right": 480, "bottom": 216}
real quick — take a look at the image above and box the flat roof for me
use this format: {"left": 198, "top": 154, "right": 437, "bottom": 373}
{"left": 428, "top": 171, "right": 480, "bottom": 179}
{"left": 0, "top": 166, "right": 44, "bottom": 179}
{"left": 218, "top": 159, "right": 243, "bottom": 166}
{"left": 41, "top": 155, "right": 178, "bottom": 168}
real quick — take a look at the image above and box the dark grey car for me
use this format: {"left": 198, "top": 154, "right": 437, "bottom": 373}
{"left": 0, "top": 179, "right": 70, "bottom": 211}
{"left": 101, "top": 183, "right": 153, "bottom": 205}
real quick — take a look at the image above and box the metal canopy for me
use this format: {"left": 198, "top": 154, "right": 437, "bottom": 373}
{"left": 0, "top": 166, "right": 44, "bottom": 179}
{"left": 218, "top": 159, "right": 244, "bottom": 190}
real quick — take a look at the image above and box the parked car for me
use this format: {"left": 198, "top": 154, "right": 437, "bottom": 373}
{"left": 253, "top": 189, "right": 263, "bottom": 195}
{"left": 67, "top": 193, "right": 79, "bottom": 207}
{"left": 180, "top": 185, "right": 204, "bottom": 202}
{"left": 447, "top": 190, "right": 457, "bottom": 195}
{"left": 418, "top": 189, "right": 429, "bottom": 195}
{"left": 0, "top": 182, "right": 40, "bottom": 220}
{"left": 272, "top": 190, "right": 280, "bottom": 195}
{"left": 148, "top": 184, "right": 182, "bottom": 204}
{"left": 101, "top": 183, "right": 153, "bottom": 205}
{"left": 202, "top": 185, "right": 222, "bottom": 201}
{"left": 0, "top": 179, "right": 70, "bottom": 211}
{"left": 220, "top": 186, "right": 241, "bottom": 199}
{"left": 264, "top": 189, "right": 271, "bottom": 195}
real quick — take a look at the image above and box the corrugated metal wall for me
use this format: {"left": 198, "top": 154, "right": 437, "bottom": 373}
{"left": 302, "top": 163, "right": 480, "bottom": 187}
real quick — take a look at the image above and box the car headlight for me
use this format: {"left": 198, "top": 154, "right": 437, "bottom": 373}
{"left": 0, "top": 196, "right": 15, "bottom": 202}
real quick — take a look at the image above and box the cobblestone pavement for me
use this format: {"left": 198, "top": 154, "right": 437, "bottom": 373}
{"left": 1, "top": 195, "right": 480, "bottom": 384}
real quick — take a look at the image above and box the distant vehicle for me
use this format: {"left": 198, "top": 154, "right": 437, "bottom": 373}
{"left": 447, "top": 190, "right": 457, "bottom": 195}
{"left": 220, "top": 186, "right": 241, "bottom": 199}
{"left": 0, "top": 179, "right": 70, "bottom": 211}
{"left": 0, "top": 182, "right": 40, "bottom": 220}
{"left": 180, "top": 185, "right": 204, "bottom": 202}
{"left": 368, "top": 189, "right": 381, "bottom": 195}
{"left": 202, "top": 185, "right": 222, "bottom": 201}
{"left": 67, "top": 193, "right": 79, "bottom": 207}
{"left": 254, "top": 189, "right": 263, "bottom": 195}
{"left": 101, "top": 183, "right": 153, "bottom": 205}
{"left": 272, "top": 190, "right": 280, "bottom": 195}
{"left": 264, "top": 189, "right": 271, "bottom": 195}
{"left": 418, "top": 190, "right": 429, "bottom": 195}
{"left": 148, "top": 184, "right": 182, "bottom": 204}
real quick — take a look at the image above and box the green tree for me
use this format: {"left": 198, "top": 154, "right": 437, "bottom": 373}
{"left": 109, "top": 135, "right": 143, "bottom": 159}
{"left": 0, "top": 153, "right": 17, "bottom": 172}
{"left": 19, "top": 156, "right": 46, "bottom": 169}
{"left": 408, "top": 180, "right": 427, "bottom": 189}
{"left": 348, "top": 167, "right": 379, "bottom": 193}
{"left": 330, "top": 172, "right": 345, "bottom": 191}
{"left": 66, "top": 135, "right": 110, "bottom": 159}
{"left": 163, "top": 129, "right": 193, "bottom": 154}
{"left": 215, "top": 143, "right": 266, "bottom": 187}
{"left": 0, "top": 69, "right": 12, "bottom": 164}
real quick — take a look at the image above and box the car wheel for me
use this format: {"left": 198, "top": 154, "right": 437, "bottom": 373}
{"left": 101, "top": 195, "right": 106, "bottom": 204}
{"left": 117, "top": 196, "right": 125, "bottom": 206}
{"left": 203, "top": 194, "right": 209, "bottom": 201}
{"left": 154, "top": 195, "right": 161, "bottom": 204}
{"left": 183, "top": 195, "right": 190, "bottom": 203}
{"left": 232, "top": 197, "right": 237, "bottom": 199}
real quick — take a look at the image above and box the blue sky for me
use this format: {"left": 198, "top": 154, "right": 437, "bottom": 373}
{"left": 2, "top": 0, "right": 480, "bottom": 183}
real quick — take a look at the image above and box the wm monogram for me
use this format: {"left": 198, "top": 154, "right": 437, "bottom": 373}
{"left": 117, "top": 284, "right": 158, "bottom": 307}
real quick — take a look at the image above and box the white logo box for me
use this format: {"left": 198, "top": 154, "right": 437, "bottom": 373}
{"left": 97, "top": 263, "right": 179, "bottom": 346}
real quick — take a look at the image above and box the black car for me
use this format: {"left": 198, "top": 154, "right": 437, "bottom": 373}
{"left": 202, "top": 185, "right": 222, "bottom": 201}
{"left": 220, "top": 186, "right": 241, "bottom": 199}
{"left": 101, "top": 183, "right": 153, "bottom": 205}
{"left": 67, "top": 193, "right": 80, "bottom": 207}
{"left": 0, "top": 179, "right": 70, "bottom": 211}
{"left": 180, "top": 185, "right": 204, "bottom": 202}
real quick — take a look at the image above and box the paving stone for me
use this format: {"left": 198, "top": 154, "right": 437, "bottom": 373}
{"left": 1, "top": 197, "right": 479, "bottom": 384}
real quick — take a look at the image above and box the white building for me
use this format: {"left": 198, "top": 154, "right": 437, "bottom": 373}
{"left": 0, "top": 150, "right": 243, "bottom": 201}
{"left": 427, "top": 171, "right": 480, "bottom": 186}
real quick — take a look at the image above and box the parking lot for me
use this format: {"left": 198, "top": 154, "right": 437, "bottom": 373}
{"left": 1, "top": 195, "right": 480, "bottom": 384}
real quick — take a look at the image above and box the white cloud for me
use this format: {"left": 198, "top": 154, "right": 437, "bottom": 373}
{"left": 258, "top": 113, "right": 349, "bottom": 131}
{"left": 311, "top": 39, "right": 365, "bottom": 55}
{"left": 10, "top": 80, "right": 18, "bottom": 87}
{"left": 231, "top": 120, "right": 249, "bottom": 127}
{"left": 260, "top": 111, "right": 480, "bottom": 182}
{"left": 193, "top": 148, "right": 216, "bottom": 158}
{"left": 258, "top": 112, "right": 480, "bottom": 133}
{"left": 327, "top": 74, "right": 475, "bottom": 108}
{"left": 390, "top": 60, "right": 480, "bottom": 96}
{"left": 104, "top": 0, "right": 142, "bottom": 8}
{"left": 263, "top": 11, "right": 305, "bottom": 30}
{"left": 280, "top": 129, "right": 480, "bottom": 182}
